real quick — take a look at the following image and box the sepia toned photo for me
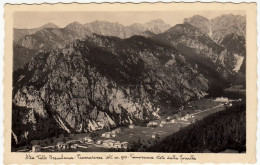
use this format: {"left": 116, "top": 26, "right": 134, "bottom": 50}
{"left": 4, "top": 3, "right": 257, "bottom": 164}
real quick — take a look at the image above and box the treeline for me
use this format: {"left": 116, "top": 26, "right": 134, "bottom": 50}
{"left": 143, "top": 102, "right": 246, "bottom": 153}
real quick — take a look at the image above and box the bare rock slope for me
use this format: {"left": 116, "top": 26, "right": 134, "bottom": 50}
{"left": 12, "top": 34, "right": 209, "bottom": 146}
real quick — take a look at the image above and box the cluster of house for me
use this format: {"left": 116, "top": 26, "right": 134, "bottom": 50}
{"left": 101, "top": 128, "right": 121, "bottom": 138}
{"left": 215, "top": 97, "right": 229, "bottom": 102}
{"left": 146, "top": 120, "right": 173, "bottom": 127}
{"left": 101, "top": 139, "right": 129, "bottom": 149}
{"left": 55, "top": 137, "right": 93, "bottom": 150}
{"left": 147, "top": 121, "right": 158, "bottom": 127}
{"left": 179, "top": 114, "right": 195, "bottom": 122}
{"left": 30, "top": 136, "right": 95, "bottom": 152}
{"left": 224, "top": 98, "right": 242, "bottom": 108}
{"left": 215, "top": 97, "right": 243, "bottom": 108}
{"left": 224, "top": 102, "right": 233, "bottom": 108}
{"left": 146, "top": 114, "right": 195, "bottom": 129}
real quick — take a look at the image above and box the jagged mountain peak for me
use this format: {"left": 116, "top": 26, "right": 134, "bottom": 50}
{"left": 210, "top": 14, "right": 246, "bottom": 43}
{"left": 145, "top": 19, "right": 166, "bottom": 24}
{"left": 183, "top": 15, "right": 210, "bottom": 35}
{"left": 213, "top": 13, "right": 245, "bottom": 20}
{"left": 184, "top": 15, "right": 209, "bottom": 23}
{"left": 65, "top": 21, "right": 85, "bottom": 30}
{"left": 128, "top": 19, "right": 171, "bottom": 34}
{"left": 84, "top": 20, "right": 126, "bottom": 38}
{"left": 40, "top": 22, "right": 60, "bottom": 29}
{"left": 87, "top": 20, "right": 123, "bottom": 26}
{"left": 184, "top": 13, "right": 246, "bottom": 43}
{"left": 166, "top": 22, "right": 201, "bottom": 34}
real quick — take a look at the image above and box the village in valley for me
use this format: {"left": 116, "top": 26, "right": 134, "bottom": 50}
{"left": 16, "top": 97, "right": 242, "bottom": 153}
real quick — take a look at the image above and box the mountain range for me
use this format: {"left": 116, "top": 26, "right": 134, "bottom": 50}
{"left": 14, "top": 19, "right": 170, "bottom": 49}
{"left": 184, "top": 14, "right": 246, "bottom": 44}
{"left": 12, "top": 14, "right": 246, "bottom": 147}
{"left": 13, "top": 19, "right": 170, "bottom": 70}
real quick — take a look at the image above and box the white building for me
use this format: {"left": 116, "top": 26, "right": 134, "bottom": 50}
{"left": 147, "top": 121, "right": 158, "bottom": 127}
{"left": 114, "top": 142, "right": 122, "bottom": 148}
{"left": 103, "top": 139, "right": 116, "bottom": 148}
{"left": 102, "top": 132, "right": 111, "bottom": 138}
{"left": 83, "top": 137, "right": 92, "bottom": 141}
{"left": 161, "top": 120, "right": 167, "bottom": 124}
{"left": 56, "top": 142, "right": 66, "bottom": 150}
{"left": 152, "top": 133, "right": 160, "bottom": 139}
{"left": 215, "top": 97, "right": 229, "bottom": 102}
{"left": 96, "top": 140, "right": 102, "bottom": 145}
{"left": 121, "top": 142, "right": 128, "bottom": 149}
{"left": 129, "top": 124, "right": 134, "bottom": 129}
{"left": 85, "top": 139, "right": 94, "bottom": 144}
{"left": 103, "top": 141, "right": 110, "bottom": 147}
{"left": 111, "top": 134, "right": 116, "bottom": 138}
{"left": 32, "top": 145, "right": 41, "bottom": 152}
{"left": 70, "top": 144, "right": 78, "bottom": 149}
{"left": 170, "top": 119, "right": 175, "bottom": 123}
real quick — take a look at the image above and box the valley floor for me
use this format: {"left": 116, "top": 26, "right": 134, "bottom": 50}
{"left": 14, "top": 98, "right": 233, "bottom": 152}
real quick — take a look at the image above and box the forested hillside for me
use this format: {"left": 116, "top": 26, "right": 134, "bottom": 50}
{"left": 145, "top": 102, "right": 246, "bottom": 153}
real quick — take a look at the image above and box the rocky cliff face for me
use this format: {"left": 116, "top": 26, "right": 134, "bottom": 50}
{"left": 153, "top": 23, "right": 236, "bottom": 77}
{"left": 184, "top": 15, "right": 210, "bottom": 35}
{"left": 13, "top": 23, "right": 60, "bottom": 44}
{"left": 184, "top": 14, "right": 246, "bottom": 43}
{"left": 219, "top": 33, "right": 246, "bottom": 81}
{"left": 127, "top": 19, "right": 171, "bottom": 35}
{"left": 12, "top": 34, "right": 209, "bottom": 146}
{"left": 184, "top": 14, "right": 246, "bottom": 79}
{"left": 12, "top": 16, "right": 245, "bottom": 147}
{"left": 210, "top": 14, "right": 246, "bottom": 43}
{"left": 85, "top": 21, "right": 127, "bottom": 38}
{"left": 219, "top": 33, "right": 246, "bottom": 56}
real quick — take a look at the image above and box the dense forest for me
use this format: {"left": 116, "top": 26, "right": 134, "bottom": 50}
{"left": 143, "top": 102, "right": 246, "bottom": 153}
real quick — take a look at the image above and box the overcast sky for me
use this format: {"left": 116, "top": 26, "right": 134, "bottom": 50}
{"left": 14, "top": 10, "right": 246, "bottom": 29}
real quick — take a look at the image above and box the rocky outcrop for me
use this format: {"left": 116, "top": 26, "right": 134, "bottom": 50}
{"left": 13, "top": 23, "right": 59, "bottom": 43}
{"left": 12, "top": 34, "right": 209, "bottom": 146}
{"left": 210, "top": 14, "right": 246, "bottom": 43}
{"left": 184, "top": 15, "right": 210, "bottom": 35}
{"left": 85, "top": 21, "right": 127, "bottom": 38}
{"left": 184, "top": 14, "right": 246, "bottom": 43}
{"left": 183, "top": 14, "right": 246, "bottom": 84}
{"left": 219, "top": 33, "right": 246, "bottom": 56}
{"left": 152, "top": 22, "right": 236, "bottom": 77}
{"left": 126, "top": 19, "right": 171, "bottom": 37}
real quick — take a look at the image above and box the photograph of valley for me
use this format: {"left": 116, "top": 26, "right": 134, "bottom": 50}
{"left": 12, "top": 11, "right": 246, "bottom": 153}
